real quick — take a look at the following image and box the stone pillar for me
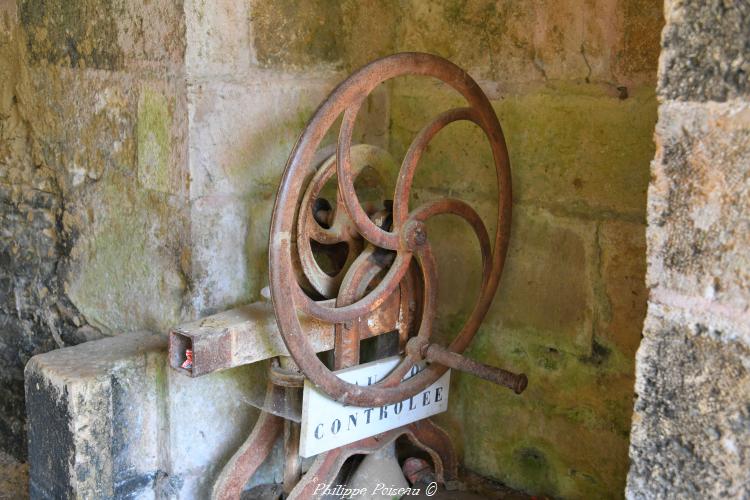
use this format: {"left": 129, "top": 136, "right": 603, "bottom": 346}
{"left": 627, "top": 1, "right": 750, "bottom": 498}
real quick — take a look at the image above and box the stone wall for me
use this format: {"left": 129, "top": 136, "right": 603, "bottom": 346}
{"left": 163, "top": 1, "right": 662, "bottom": 497}
{"left": 627, "top": 1, "right": 750, "bottom": 498}
{"left": 0, "top": 0, "right": 189, "bottom": 459}
{"left": 2, "top": 0, "right": 663, "bottom": 498}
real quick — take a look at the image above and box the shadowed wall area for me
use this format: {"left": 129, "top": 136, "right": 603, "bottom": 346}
{"left": 1, "top": 1, "right": 663, "bottom": 498}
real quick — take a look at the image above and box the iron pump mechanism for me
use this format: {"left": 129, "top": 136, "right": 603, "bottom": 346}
{"left": 269, "top": 51, "right": 526, "bottom": 407}
{"left": 170, "top": 52, "right": 527, "bottom": 499}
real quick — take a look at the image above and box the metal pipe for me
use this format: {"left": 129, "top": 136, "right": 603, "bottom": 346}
{"left": 423, "top": 343, "right": 528, "bottom": 394}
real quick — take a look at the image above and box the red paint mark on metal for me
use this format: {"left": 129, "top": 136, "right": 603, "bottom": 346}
{"left": 180, "top": 349, "right": 193, "bottom": 370}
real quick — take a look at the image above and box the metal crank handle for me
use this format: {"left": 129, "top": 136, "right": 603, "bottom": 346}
{"left": 422, "top": 344, "right": 528, "bottom": 394}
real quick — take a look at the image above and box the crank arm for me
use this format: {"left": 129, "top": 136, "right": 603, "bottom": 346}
{"left": 421, "top": 343, "right": 528, "bottom": 394}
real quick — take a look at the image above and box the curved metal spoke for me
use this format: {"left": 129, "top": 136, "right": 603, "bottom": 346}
{"left": 269, "top": 52, "right": 513, "bottom": 407}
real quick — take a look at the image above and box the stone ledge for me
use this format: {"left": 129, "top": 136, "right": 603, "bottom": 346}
{"left": 25, "top": 332, "right": 272, "bottom": 499}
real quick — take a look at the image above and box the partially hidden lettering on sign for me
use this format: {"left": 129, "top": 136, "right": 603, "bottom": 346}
{"left": 300, "top": 356, "right": 450, "bottom": 457}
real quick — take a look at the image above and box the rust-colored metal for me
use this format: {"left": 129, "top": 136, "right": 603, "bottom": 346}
{"left": 269, "top": 52, "right": 525, "bottom": 407}
{"left": 285, "top": 420, "right": 457, "bottom": 499}
{"left": 168, "top": 296, "right": 403, "bottom": 377}
{"left": 280, "top": 357, "right": 303, "bottom": 494}
{"left": 423, "top": 343, "right": 528, "bottom": 394}
{"left": 201, "top": 52, "right": 528, "bottom": 498}
{"left": 404, "top": 418, "right": 459, "bottom": 484}
{"left": 269, "top": 358, "right": 305, "bottom": 388}
{"left": 211, "top": 383, "right": 284, "bottom": 500}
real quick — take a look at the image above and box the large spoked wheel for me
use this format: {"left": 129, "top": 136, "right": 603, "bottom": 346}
{"left": 269, "top": 52, "right": 512, "bottom": 407}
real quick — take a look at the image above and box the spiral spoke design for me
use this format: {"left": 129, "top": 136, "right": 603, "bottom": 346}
{"left": 269, "top": 52, "right": 512, "bottom": 407}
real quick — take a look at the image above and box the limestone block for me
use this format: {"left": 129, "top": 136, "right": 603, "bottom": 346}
{"left": 63, "top": 180, "right": 188, "bottom": 334}
{"left": 249, "top": 0, "right": 414, "bottom": 72}
{"left": 19, "top": 0, "right": 185, "bottom": 70}
{"left": 598, "top": 220, "right": 647, "bottom": 359}
{"left": 26, "top": 331, "right": 267, "bottom": 499}
{"left": 659, "top": 0, "right": 749, "bottom": 102}
{"left": 615, "top": 0, "right": 665, "bottom": 84}
{"left": 627, "top": 308, "right": 750, "bottom": 498}
{"left": 187, "top": 79, "right": 332, "bottom": 201}
{"left": 488, "top": 207, "right": 597, "bottom": 356}
{"left": 137, "top": 84, "right": 178, "bottom": 195}
{"left": 247, "top": 0, "right": 661, "bottom": 84}
{"left": 184, "top": 0, "right": 251, "bottom": 76}
{"left": 448, "top": 357, "right": 634, "bottom": 499}
{"left": 24, "top": 68, "right": 138, "bottom": 192}
{"left": 398, "top": 0, "right": 611, "bottom": 83}
{"left": 186, "top": 78, "right": 388, "bottom": 200}
{"left": 647, "top": 101, "right": 750, "bottom": 323}
{"left": 189, "top": 194, "right": 252, "bottom": 316}
{"left": 251, "top": 0, "right": 344, "bottom": 68}
{"left": 390, "top": 83, "right": 656, "bottom": 219}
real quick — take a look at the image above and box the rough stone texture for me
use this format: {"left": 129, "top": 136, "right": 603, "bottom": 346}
{"left": 627, "top": 0, "right": 750, "bottom": 498}
{"left": 3, "top": 1, "right": 662, "bottom": 499}
{"left": 599, "top": 220, "right": 648, "bottom": 359}
{"left": 659, "top": 0, "right": 750, "bottom": 102}
{"left": 648, "top": 101, "right": 750, "bottom": 324}
{"left": 390, "top": 83, "right": 653, "bottom": 497}
{"left": 1, "top": 0, "right": 189, "bottom": 461}
{"left": 0, "top": 450, "right": 28, "bottom": 499}
{"left": 1, "top": 0, "right": 82, "bottom": 459}
{"left": 249, "top": 0, "right": 661, "bottom": 87}
{"left": 628, "top": 309, "right": 750, "bottom": 498}
{"left": 25, "top": 332, "right": 266, "bottom": 499}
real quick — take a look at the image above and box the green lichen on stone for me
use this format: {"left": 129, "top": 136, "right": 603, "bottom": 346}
{"left": 447, "top": 330, "right": 635, "bottom": 497}
{"left": 137, "top": 86, "right": 172, "bottom": 193}
{"left": 386, "top": 81, "right": 654, "bottom": 498}
{"left": 65, "top": 176, "right": 186, "bottom": 334}
{"left": 250, "top": 0, "right": 400, "bottom": 70}
{"left": 390, "top": 82, "right": 657, "bottom": 219}
{"left": 251, "top": 0, "right": 344, "bottom": 68}
{"left": 19, "top": 0, "right": 124, "bottom": 69}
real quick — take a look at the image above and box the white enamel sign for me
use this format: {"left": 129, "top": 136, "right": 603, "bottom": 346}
{"left": 300, "top": 356, "right": 450, "bottom": 457}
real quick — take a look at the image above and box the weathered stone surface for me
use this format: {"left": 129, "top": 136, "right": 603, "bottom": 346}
{"left": 659, "top": 0, "right": 750, "bottom": 102}
{"left": 4, "top": 4, "right": 662, "bottom": 500}
{"left": 25, "top": 332, "right": 267, "bottom": 499}
{"left": 598, "top": 220, "right": 647, "bottom": 358}
{"left": 489, "top": 207, "right": 596, "bottom": 355}
{"left": 648, "top": 101, "right": 750, "bottom": 323}
{"left": 249, "top": 0, "right": 663, "bottom": 84}
{"left": 0, "top": 450, "right": 28, "bottom": 500}
{"left": 390, "top": 82, "right": 656, "bottom": 219}
{"left": 1, "top": 0, "right": 189, "bottom": 461}
{"left": 184, "top": 0, "right": 252, "bottom": 76}
{"left": 137, "top": 84, "right": 176, "bottom": 194}
{"left": 251, "top": 0, "right": 344, "bottom": 69}
{"left": 186, "top": 79, "right": 389, "bottom": 201}
{"left": 186, "top": 80, "right": 334, "bottom": 200}
{"left": 629, "top": 1, "right": 750, "bottom": 496}
{"left": 627, "top": 309, "right": 750, "bottom": 499}
{"left": 430, "top": 206, "right": 639, "bottom": 498}
{"left": 0, "top": 6, "right": 86, "bottom": 459}
{"left": 189, "top": 194, "right": 253, "bottom": 316}
{"left": 19, "top": 0, "right": 185, "bottom": 70}
{"left": 615, "top": 0, "right": 665, "bottom": 84}
{"left": 398, "top": 0, "right": 611, "bottom": 83}
{"left": 445, "top": 325, "right": 636, "bottom": 499}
